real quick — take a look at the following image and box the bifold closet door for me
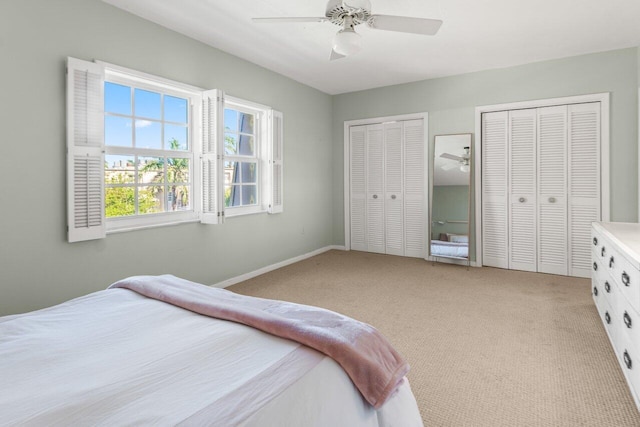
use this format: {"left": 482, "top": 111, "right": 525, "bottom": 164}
{"left": 349, "top": 120, "right": 426, "bottom": 258}
{"left": 349, "top": 125, "right": 367, "bottom": 252}
{"left": 508, "top": 109, "right": 537, "bottom": 272}
{"left": 403, "top": 119, "right": 426, "bottom": 258}
{"left": 537, "top": 106, "right": 568, "bottom": 275}
{"left": 366, "top": 124, "right": 385, "bottom": 254}
{"left": 384, "top": 122, "right": 404, "bottom": 256}
{"left": 482, "top": 111, "right": 509, "bottom": 269}
{"left": 568, "top": 102, "right": 601, "bottom": 277}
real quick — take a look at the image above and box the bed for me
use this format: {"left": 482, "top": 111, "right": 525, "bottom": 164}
{"left": 0, "top": 275, "right": 423, "bottom": 426}
{"left": 430, "top": 239, "right": 469, "bottom": 259}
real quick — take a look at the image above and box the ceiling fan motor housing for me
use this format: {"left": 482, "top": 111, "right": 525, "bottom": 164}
{"left": 325, "top": 0, "right": 372, "bottom": 26}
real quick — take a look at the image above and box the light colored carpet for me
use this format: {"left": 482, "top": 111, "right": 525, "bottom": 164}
{"left": 229, "top": 250, "right": 640, "bottom": 426}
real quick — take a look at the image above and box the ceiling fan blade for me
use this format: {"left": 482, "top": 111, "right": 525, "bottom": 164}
{"left": 252, "top": 17, "right": 328, "bottom": 23}
{"left": 367, "top": 15, "right": 442, "bottom": 35}
{"left": 330, "top": 49, "right": 346, "bottom": 61}
{"left": 440, "top": 153, "right": 463, "bottom": 161}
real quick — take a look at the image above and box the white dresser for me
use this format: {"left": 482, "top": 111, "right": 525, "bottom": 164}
{"left": 592, "top": 222, "right": 640, "bottom": 409}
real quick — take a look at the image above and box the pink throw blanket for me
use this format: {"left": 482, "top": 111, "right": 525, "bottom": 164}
{"left": 108, "top": 275, "right": 409, "bottom": 408}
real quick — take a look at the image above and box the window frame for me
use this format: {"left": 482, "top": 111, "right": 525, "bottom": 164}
{"left": 100, "top": 66, "right": 203, "bottom": 233}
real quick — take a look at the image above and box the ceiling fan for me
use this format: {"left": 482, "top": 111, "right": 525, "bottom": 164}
{"left": 440, "top": 146, "right": 470, "bottom": 172}
{"left": 252, "top": 0, "right": 442, "bottom": 60}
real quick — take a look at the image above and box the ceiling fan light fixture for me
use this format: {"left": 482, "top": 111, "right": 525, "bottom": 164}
{"left": 332, "top": 26, "right": 361, "bottom": 56}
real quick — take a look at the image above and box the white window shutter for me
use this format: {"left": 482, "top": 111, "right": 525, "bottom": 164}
{"left": 268, "top": 110, "right": 284, "bottom": 214}
{"left": 201, "top": 89, "right": 225, "bottom": 224}
{"left": 67, "top": 57, "right": 105, "bottom": 243}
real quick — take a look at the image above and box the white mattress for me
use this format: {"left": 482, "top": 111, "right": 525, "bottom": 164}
{"left": 0, "top": 288, "right": 423, "bottom": 426}
{"left": 431, "top": 240, "right": 469, "bottom": 258}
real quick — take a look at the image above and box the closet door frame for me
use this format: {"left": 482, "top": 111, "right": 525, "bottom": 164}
{"left": 474, "top": 93, "right": 610, "bottom": 270}
{"left": 343, "top": 112, "right": 429, "bottom": 257}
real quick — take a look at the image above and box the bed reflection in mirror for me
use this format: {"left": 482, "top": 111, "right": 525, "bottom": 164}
{"left": 430, "top": 134, "right": 472, "bottom": 263}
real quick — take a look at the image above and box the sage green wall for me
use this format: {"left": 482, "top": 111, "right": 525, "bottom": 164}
{"left": 333, "top": 48, "right": 640, "bottom": 260}
{"left": 0, "top": 0, "right": 333, "bottom": 315}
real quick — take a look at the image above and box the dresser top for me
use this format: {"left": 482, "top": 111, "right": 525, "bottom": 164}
{"left": 595, "top": 222, "right": 640, "bottom": 268}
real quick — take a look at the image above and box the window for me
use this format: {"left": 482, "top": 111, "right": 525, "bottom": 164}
{"left": 104, "top": 81, "right": 194, "bottom": 224}
{"left": 66, "top": 57, "right": 283, "bottom": 242}
{"left": 223, "top": 99, "right": 270, "bottom": 216}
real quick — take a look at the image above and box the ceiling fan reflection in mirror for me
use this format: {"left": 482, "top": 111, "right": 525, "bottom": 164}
{"left": 252, "top": 0, "right": 442, "bottom": 60}
{"left": 441, "top": 146, "right": 470, "bottom": 172}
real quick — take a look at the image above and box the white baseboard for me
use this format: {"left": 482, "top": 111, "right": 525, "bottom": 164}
{"left": 212, "top": 245, "right": 346, "bottom": 288}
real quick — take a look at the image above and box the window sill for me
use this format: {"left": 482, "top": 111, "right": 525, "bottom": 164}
{"left": 224, "top": 207, "right": 267, "bottom": 218}
{"left": 106, "top": 212, "right": 199, "bottom": 234}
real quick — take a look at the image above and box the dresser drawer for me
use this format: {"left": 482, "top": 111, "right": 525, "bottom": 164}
{"left": 593, "top": 283, "right": 617, "bottom": 343}
{"left": 615, "top": 297, "right": 640, "bottom": 352}
{"left": 615, "top": 329, "right": 640, "bottom": 401}
{"left": 609, "top": 251, "right": 640, "bottom": 310}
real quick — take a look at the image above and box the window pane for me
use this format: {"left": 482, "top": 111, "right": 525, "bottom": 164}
{"left": 225, "top": 184, "right": 241, "bottom": 207}
{"left": 242, "top": 185, "right": 257, "bottom": 206}
{"left": 135, "top": 120, "right": 161, "bottom": 149}
{"left": 138, "top": 157, "right": 164, "bottom": 183}
{"left": 105, "top": 155, "right": 135, "bottom": 184}
{"left": 105, "top": 116, "right": 132, "bottom": 147}
{"left": 105, "top": 186, "right": 135, "bottom": 218}
{"left": 224, "top": 161, "right": 240, "bottom": 184}
{"left": 225, "top": 133, "right": 237, "bottom": 155}
{"left": 135, "top": 89, "right": 161, "bottom": 119}
{"left": 168, "top": 184, "right": 190, "bottom": 211}
{"left": 224, "top": 109, "right": 238, "bottom": 132}
{"left": 165, "top": 124, "right": 188, "bottom": 150}
{"left": 239, "top": 112, "right": 254, "bottom": 134}
{"left": 167, "top": 158, "right": 190, "bottom": 183}
{"left": 241, "top": 162, "right": 257, "bottom": 183}
{"left": 165, "top": 95, "right": 187, "bottom": 123}
{"left": 238, "top": 134, "right": 255, "bottom": 156}
{"left": 105, "top": 82, "right": 131, "bottom": 115}
{"left": 138, "top": 185, "right": 165, "bottom": 214}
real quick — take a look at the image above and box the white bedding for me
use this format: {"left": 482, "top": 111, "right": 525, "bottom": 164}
{"left": 0, "top": 288, "right": 423, "bottom": 426}
{"left": 430, "top": 239, "right": 469, "bottom": 258}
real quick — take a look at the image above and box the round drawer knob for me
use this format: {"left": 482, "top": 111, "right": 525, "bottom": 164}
{"left": 624, "top": 350, "right": 633, "bottom": 369}
{"left": 624, "top": 312, "right": 633, "bottom": 329}
{"left": 601, "top": 246, "right": 606, "bottom": 257}
{"left": 609, "top": 256, "right": 615, "bottom": 268}
{"left": 622, "top": 272, "right": 631, "bottom": 286}
{"left": 593, "top": 262, "right": 598, "bottom": 271}
{"left": 605, "top": 312, "right": 611, "bottom": 324}
{"left": 593, "top": 237, "right": 598, "bottom": 246}
{"left": 593, "top": 286, "right": 599, "bottom": 296}
{"left": 604, "top": 281, "right": 611, "bottom": 293}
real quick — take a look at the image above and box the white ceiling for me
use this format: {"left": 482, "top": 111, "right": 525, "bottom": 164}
{"left": 103, "top": 0, "right": 640, "bottom": 95}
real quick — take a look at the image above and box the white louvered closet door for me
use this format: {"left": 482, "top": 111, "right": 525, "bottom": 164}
{"left": 537, "top": 106, "right": 568, "bottom": 275}
{"left": 508, "top": 109, "right": 538, "bottom": 272}
{"left": 568, "top": 102, "right": 601, "bottom": 277}
{"left": 350, "top": 125, "right": 368, "bottom": 252}
{"left": 482, "top": 111, "right": 509, "bottom": 269}
{"left": 403, "top": 119, "right": 426, "bottom": 258}
{"left": 384, "top": 122, "right": 404, "bottom": 256}
{"left": 366, "top": 124, "right": 386, "bottom": 254}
